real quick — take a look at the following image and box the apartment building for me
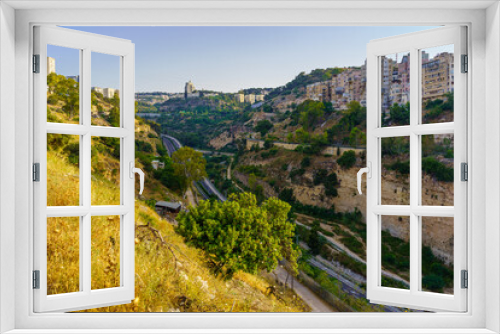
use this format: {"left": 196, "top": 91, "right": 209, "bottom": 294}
{"left": 47, "top": 57, "right": 56, "bottom": 74}
{"left": 234, "top": 93, "right": 245, "bottom": 103}
{"left": 244, "top": 94, "right": 256, "bottom": 104}
{"left": 421, "top": 51, "right": 454, "bottom": 102}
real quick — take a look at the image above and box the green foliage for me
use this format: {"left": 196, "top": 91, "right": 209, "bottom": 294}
{"left": 348, "top": 127, "right": 366, "bottom": 148}
{"left": 263, "top": 138, "right": 273, "bottom": 149}
{"left": 297, "top": 100, "right": 325, "bottom": 130}
{"left": 254, "top": 120, "right": 273, "bottom": 137}
{"left": 326, "top": 101, "right": 366, "bottom": 145}
{"left": 337, "top": 150, "right": 356, "bottom": 169}
{"left": 177, "top": 192, "right": 298, "bottom": 278}
{"left": 260, "top": 147, "right": 278, "bottom": 159}
{"left": 237, "top": 165, "right": 265, "bottom": 177}
{"left": 387, "top": 160, "right": 410, "bottom": 175}
{"left": 422, "top": 157, "right": 454, "bottom": 182}
{"left": 384, "top": 102, "right": 410, "bottom": 126}
{"left": 153, "top": 157, "right": 184, "bottom": 192}
{"left": 172, "top": 147, "right": 207, "bottom": 192}
{"left": 47, "top": 73, "right": 80, "bottom": 121}
{"left": 300, "top": 157, "right": 311, "bottom": 168}
{"left": 135, "top": 140, "right": 153, "bottom": 153}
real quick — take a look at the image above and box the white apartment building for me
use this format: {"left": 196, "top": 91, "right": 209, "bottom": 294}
{"left": 244, "top": 94, "right": 256, "bottom": 104}
{"left": 234, "top": 93, "right": 244, "bottom": 103}
{"left": 47, "top": 57, "right": 56, "bottom": 74}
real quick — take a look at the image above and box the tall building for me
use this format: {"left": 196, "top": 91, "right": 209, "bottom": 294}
{"left": 103, "top": 88, "right": 119, "bottom": 99}
{"left": 234, "top": 93, "right": 245, "bottom": 103}
{"left": 422, "top": 52, "right": 454, "bottom": 102}
{"left": 185, "top": 80, "right": 195, "bottom": 99}
{"left": 47, "top": 57, "right": 56, "bottom": 74}
{"left": 244, "top": 94, "right": 256, "bottom": 104}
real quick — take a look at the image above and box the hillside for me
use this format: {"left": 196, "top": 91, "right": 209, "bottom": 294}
{"left": 46, "top": 74, "right": 309, "bottom": 312}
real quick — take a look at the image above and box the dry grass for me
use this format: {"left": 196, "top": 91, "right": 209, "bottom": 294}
{"left": 47, "top": 150, "right": 308, "bottom": 312}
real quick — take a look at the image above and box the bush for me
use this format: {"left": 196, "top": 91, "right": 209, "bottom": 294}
{"left": 337, "top": 150, "right": 356, "bottom": 169}
{"left": 387, "top": 160, "right": 410, "bottom": 175}
{"left": 422, "top": 274, "right": 445, "bottom": 292}
{"left": 422, "top": 157, "right": 454, "bottom": 182}
{"left": 300, "top": 156, "right": 311, "bottom": 168}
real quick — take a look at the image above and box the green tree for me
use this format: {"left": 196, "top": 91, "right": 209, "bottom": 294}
{"left": 172, "top": 147, "right": 207, "bottom": 192}
{"left": 254, "top": 119, "right": 273, "bottom": 137}
{"left": 298, "top": 100, "right": 325, "bottom": 131}
{"left": 177, "top": 192, "right": 299, "bottom": 278}
{"left": 337, "top": 150, "right": 357, "bottom": 169}
{"left": 348, "top": 127, "right": 366, "bottom": 148}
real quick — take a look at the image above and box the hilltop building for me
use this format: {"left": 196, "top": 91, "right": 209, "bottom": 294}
{"left": 47, "top": 57, "right": 56, "bottom": 74}
{"left": 255, "top": 94, "right": 265, "bottom": 102}
{"left": 184, "top": 80, "right": 196, "bottom": 99}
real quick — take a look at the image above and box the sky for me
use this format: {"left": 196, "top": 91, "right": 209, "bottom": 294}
{"left": 48, "top": 26, "right": 438, "bottom": 93}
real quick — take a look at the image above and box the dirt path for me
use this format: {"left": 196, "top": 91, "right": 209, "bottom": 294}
{"left": 273, "top": 266, "right": 335, "bottom": 313}
{"left": 185, "top": 188, "right": 196, "bottom": 207}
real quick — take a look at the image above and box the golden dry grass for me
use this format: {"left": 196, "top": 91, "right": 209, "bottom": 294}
{"left": 47, "top": 150, "right": 308, "bottom": 312}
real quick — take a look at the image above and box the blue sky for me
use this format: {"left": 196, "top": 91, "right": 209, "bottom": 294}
{"left": 49, "top": 26, "right": 437, "bottom": 93}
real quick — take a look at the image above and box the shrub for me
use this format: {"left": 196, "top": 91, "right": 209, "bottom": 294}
{"left": 300, "top": 156, "right": 311, "bottom": 168}
{"left": 422, "top": 157, "right": 454, "bottom": 182}
{"left": 337, "top": 150, "right": 356, "bottom": 169}
{"left": 387, "top": 160, "right": 410, "bottom": 175}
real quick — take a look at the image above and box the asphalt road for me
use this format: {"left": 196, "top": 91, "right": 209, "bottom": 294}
{"left": 161, "top": 134, "right": 226, "bottom": 202}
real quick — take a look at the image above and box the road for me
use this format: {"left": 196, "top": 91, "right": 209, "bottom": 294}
{"left": 295, "top": 221, "right": 410, "bottom": 288}
{"left": 161, "top": 134, "right": 226, "bottom": 202}
{"left": 273, "top": 266, "right": 335, "bottom": 312}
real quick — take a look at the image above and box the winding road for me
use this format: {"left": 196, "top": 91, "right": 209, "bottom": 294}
{"left": 161, "top": 134, "right": 226, "bottom": 202}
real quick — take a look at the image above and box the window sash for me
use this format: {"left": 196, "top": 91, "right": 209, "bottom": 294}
{"left": 32, "top": 25, "right": 136, "bottom": 313}
{"left": 366, "top": 26, "right": 467, "bottom": 312}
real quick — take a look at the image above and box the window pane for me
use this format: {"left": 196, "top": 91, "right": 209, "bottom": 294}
{"left": 91, "top": 136, "right": 120, "bottom": 205}
{"left": 381, "top": 52, "right": 410, "bottom": 127}
{"left": 421, "top": 217, "right": 454, "bottom": 294}
{"left": 381, "top": 136, "right": 410, "bottom": 205}
{"left": 47, "top": 133, "right": 80, "bottom": 206}
{"left": 47, "top": 217, "right": 80, "bottom": 295}
{"left": 421, "top": 45, "right": 454, "bottom": 124}
{"left": 91, "top": 52, "right": 121, "bottom": 127}
{"left": 381, "top": 215, "right": 410, "bottom": 289}
{"left": 91, "top": 215, "right": 121, "bottom": 290}
{"left": 421, "top": 134, "right": 454, "bottom": 206}
{"left": 47, "top": 45, "right": 80, "bottom": 124}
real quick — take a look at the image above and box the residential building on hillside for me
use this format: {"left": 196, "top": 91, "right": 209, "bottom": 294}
{"left": 421, "top": 51, "right": 454, "bottom": 102}
{"left": 244, "top": 94, "right": 256, "bottom": 104}
{"left": 47, "top": 57, "right": 56, "bottom": 74}
{"left": 255, "top": 94, "right": 265, "bottom": 102}
{"left": 103, "top": 88, "right": 119, "bottom": 99}
{"left": 92, "top": 87, "right": 104, "bottom": 95}
{"left": 234, "top": 93, "right": 244, "bottom": 103}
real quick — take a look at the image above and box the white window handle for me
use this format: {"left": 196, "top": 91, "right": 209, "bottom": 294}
{"left": 129, "top": 162, "right": 145, "bottom": 195}
{"left": 357, "top": 162, "right": 371, "bottom": 195}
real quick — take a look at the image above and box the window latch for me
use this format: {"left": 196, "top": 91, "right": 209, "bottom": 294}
{"left": 129, "top": 162, "right": 145, "bottom": 195}
{"left": 357, "top": 162, "right": 371, "bottom": 195}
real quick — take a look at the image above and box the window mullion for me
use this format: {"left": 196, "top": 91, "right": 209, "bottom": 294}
{"left": 409, "top": 46, "right": 420, "bottom": 294}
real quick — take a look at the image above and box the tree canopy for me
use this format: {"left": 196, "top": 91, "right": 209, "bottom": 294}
{"left": 172, "top": 147, "right": 207, "bottom": 192}
{"left": 177, "top": 192, "right": 299, "bottom": 279}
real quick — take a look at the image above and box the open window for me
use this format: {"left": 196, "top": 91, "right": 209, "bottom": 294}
{"left": 361, "top": 26, "right": 467, "bottom": 312}
{"left": 33, "top": 26, "right": 138, "bottom": 312}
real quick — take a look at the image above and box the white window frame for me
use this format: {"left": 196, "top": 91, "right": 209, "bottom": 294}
{"left": 1, "top": 2, "right": 499, "bottom": 333}
{"left": 365, "top": 26, "right": 467, "bottom": 312}
{"left": 33, "top": 26, "right": 136, "bottom": 312}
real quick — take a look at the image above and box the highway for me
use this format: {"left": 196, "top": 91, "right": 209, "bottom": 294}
{"left": 161, "top": 134, "right": 226, "bottom": 202}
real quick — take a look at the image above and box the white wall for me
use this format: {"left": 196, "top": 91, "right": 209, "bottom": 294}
{"left": 485, "top": 2, "right": 500, "bottom": 333}
{"left": 0, "top": 2, "right": 16, "bottom": 333}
